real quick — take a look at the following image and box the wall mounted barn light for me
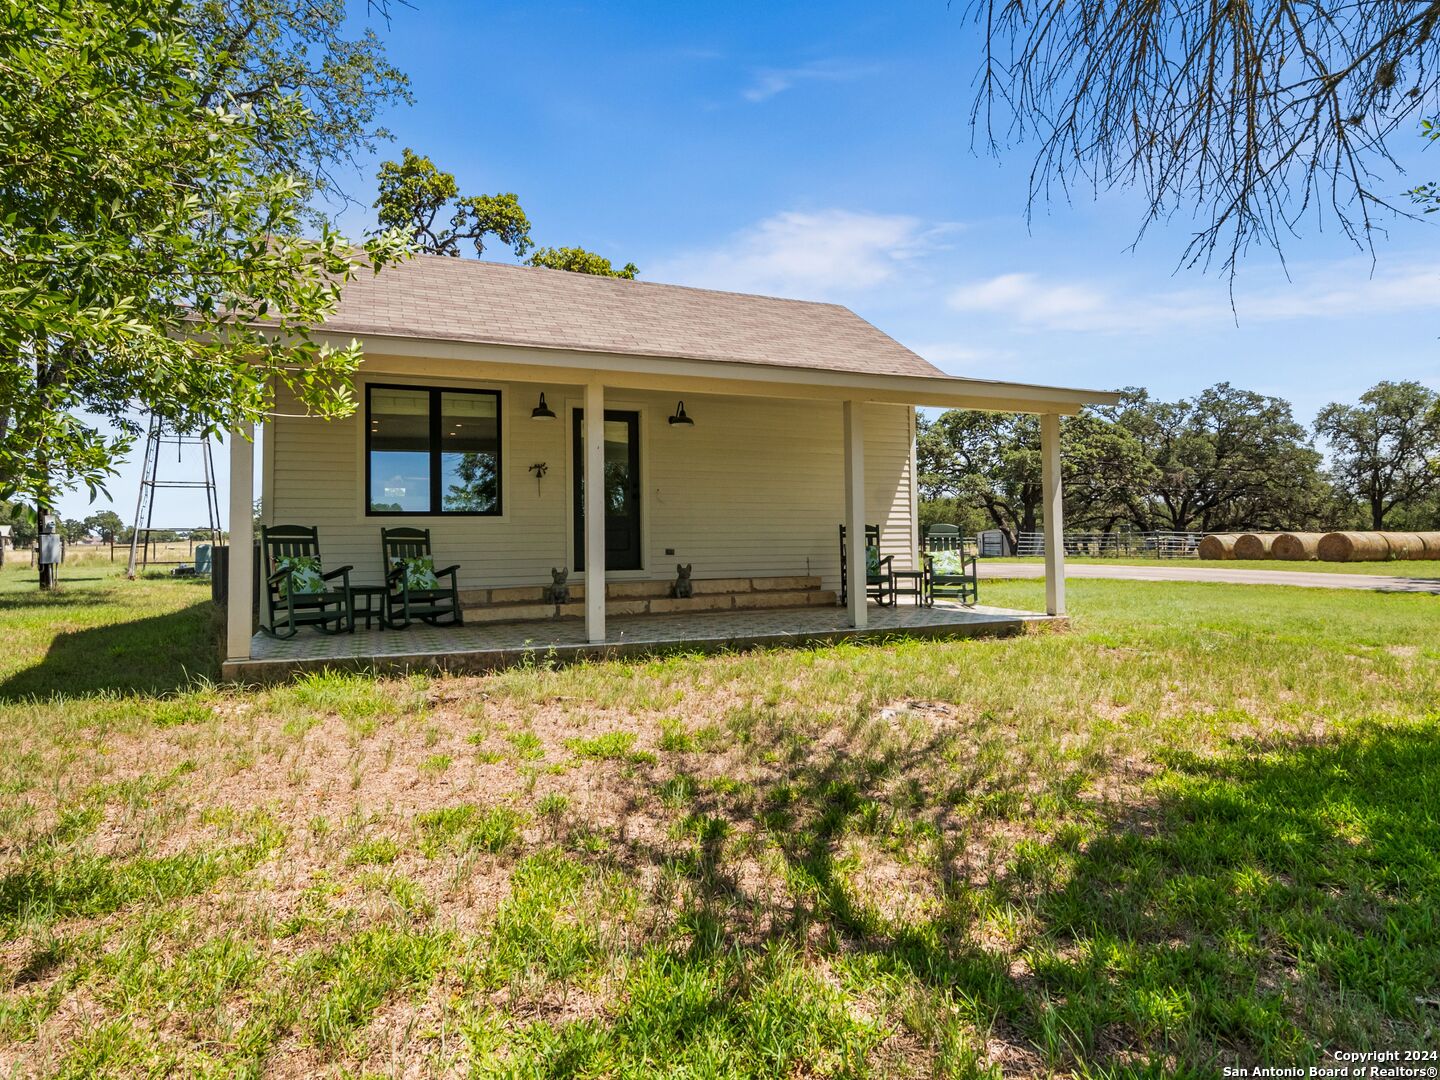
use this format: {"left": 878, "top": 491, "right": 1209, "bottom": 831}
{"left": 668, "top": 400, "right": 694, "bottom": 427}
{"left": 531, "top": 393, "right": 556, "bottom": 421}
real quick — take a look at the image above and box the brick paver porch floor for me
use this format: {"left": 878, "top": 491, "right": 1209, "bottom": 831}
{"left": 224, "top": 600, "right": 1057, "bottom": 681}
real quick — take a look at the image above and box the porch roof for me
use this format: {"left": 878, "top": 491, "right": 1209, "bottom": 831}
{"left": 320, "top": 256, "right": 1120, "bottom": 413}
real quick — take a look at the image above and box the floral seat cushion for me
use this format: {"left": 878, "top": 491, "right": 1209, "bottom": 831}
{"left": 929, "top": 550, "right": 970, "bottom": 577}
{"left": 274, "top": 555, "right": 325, "bottom": 597}
{"left": 864, "top": 544, "right": 885, "bottom": 578}
{"left": 390, "top": 555, "right": 439, "bottom": 591}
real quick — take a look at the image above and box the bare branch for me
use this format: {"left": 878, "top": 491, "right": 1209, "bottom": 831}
{"left": 968, "top": 0, "right": 1440, "bottom": 271}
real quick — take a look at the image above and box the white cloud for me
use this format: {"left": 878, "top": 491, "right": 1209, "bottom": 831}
{"left": 741, "top": 59, "right": 876, "bottom": 103}
{"left": 947, "top": 260, "right": 1440, "bottom": 333}
{"left": 649, "top": 209, "right": 956, "bottom": 301}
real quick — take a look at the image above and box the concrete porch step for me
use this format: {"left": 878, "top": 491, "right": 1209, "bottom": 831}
{"left": 460, "top": 574, "right": 822, "bottom": 608}
{"left": 460, "top": 577, "right": 836, "bottom": 625}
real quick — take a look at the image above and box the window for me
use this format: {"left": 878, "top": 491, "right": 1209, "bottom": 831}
{"left": 366, "top": 384, "right": 501, "bottom": 515}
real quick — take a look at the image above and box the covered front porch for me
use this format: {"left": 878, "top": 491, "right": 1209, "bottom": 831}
{"left": 221, "top": 258, "right": 1110, "bottom": 678}
{"left": 221, "top": 361, "right": 1082, "bottom": 668}
{"left": 220, "top": 597, "right": 1058, "bottom": 682}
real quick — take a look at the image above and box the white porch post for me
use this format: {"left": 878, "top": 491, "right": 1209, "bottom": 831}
{"left": 1040, "top": 412, "right": 1066, "bottom": 616}
{"left": 843, "top": 400, "right": 867, "bottom": 629}
{"left": 225, "top": 422, "right": 255, "bottom": 663}
{"left": 584, "top": 381, "right": 606, "bottom": 643}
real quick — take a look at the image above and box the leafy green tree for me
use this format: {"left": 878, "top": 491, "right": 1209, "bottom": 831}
{"left": 377, "top": 151, "right": 640, "bottom": 276}
{"left": 917, "top": 496, "right": 988, "bottom": 539}
{"left": 1314, "top": 381, "right": 1440, "bottom": 529}
{"left": 0, "top": 502, "right": 35, "bottom": 547}
{"left": 529, "top": 247, "right": 639, "bottom": 279}
{"left": 60, "top": 519, "right": 90, "bottom": 543}
{"left": 84, "top": 510, "right": 125, "bottom": 543}
{"left": 187, "top": 0, "right": 411, "bottom": 207}
{"left": 1101, "top": 385, "right": 1327, "bottom": 531}
{"left": 0, "top": 0, "right": 411, "bottom": 587}
{"left": 375, "top": 149, "right": 533, "bottom": 258}
{"left": 918, "top": 409, "right": 1154, "bottom": 548}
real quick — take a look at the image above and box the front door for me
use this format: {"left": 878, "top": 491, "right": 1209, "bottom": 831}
{"left": 573, "top": 409, "right": 641, "bottom": 571}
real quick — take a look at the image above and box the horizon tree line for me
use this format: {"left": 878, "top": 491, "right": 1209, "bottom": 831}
{"left": 919, "top": 380, "right": 1440, "bottom": 547}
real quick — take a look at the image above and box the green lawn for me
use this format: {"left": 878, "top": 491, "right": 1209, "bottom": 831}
{"left": 986, "top": 555, "right": 1440, "bottom": 576}
{"left": 0, "top": 562, "right": 1436, "bottom": 1076}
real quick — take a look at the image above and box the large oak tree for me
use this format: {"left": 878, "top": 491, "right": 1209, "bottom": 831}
{"left": 0, "top": 0, "right": 411, "bottom": 584}
{"left": 1315, "top": 380, "right": 1440, "bottom": 528}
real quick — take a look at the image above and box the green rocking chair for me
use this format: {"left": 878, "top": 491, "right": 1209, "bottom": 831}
{"left": 259, "top": 524, "right": 354, "bottom": 638}
{"left": 381, "top": 527, "right": 464, "bottom": 630}
{"left": 838, "top": 523, "right": 895, "bottom": 607}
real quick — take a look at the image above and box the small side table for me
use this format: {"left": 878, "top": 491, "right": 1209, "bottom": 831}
{"left": 892, "top": 569, "right": 931, "bottom": 607}
{"left": 349, "top": 584, "right": 390, "bottom": 630}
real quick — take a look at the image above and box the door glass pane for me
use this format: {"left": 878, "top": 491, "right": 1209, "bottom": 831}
{"left": 369, "top": 388, "right": 430, "bottom": 512}
{"left": 440, "top": 392, "right": 499, "bottom": 512}
{"left": 603, "top": 419, "right": 630, "bottom": 513}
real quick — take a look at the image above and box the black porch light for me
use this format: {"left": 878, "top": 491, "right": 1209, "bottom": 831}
{"left": 531, "top": 392, "right": 557, "bottom": 421}
{"left": 668, "top": 399, "right": 694, "bottom": 427}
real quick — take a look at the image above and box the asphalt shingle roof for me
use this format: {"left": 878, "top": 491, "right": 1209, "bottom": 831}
{"left": 323, "top": 255, "right": 947, "bottom": 379}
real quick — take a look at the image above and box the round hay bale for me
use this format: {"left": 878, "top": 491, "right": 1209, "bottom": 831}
{"left": 1196, "top": 533, "right": 1239, "bottom": 560}
{"left": 1271, "top": 532, "right": 1323, "bottom": 561}
{"left": 1384, "top": 533, "right": 1427, "bottom": 560}
{"left": 1233, "top": 533, "right": 1276, "bottom": 560}
{"left": 1317, "top": 531, "right": 1390, "bottom": 562}
{"left": 1416, "top": 531, "right": 1440, "bottom": 557}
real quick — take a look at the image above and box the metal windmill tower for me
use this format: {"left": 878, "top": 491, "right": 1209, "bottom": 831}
{"left": 126, "top": 415, "right": 222, "bottom": 578}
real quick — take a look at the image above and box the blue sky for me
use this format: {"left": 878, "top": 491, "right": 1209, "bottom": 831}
{"left": 57, "top": 0, "right": 1440, "bottom": 520}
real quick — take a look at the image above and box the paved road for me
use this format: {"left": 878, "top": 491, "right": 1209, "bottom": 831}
{"left": 975, "top": 561, "right": 1440, "bottom": 594}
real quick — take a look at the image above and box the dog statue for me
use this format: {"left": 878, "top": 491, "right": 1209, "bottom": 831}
{"left": 672, "top": 563, "right": 693, "bottom": 599}
{"left": 546, "top": 566, "right": 570, "bottom": 605}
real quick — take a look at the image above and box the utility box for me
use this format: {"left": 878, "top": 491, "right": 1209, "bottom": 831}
{"left": 38, "top": 534, "right": 63, "bottom": 565}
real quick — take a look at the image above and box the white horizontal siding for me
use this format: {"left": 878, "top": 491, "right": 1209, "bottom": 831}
{"left": 266, "top": 367, "right": 916, "bottom": 593}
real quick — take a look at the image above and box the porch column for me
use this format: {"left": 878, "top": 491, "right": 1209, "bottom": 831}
{"left": 225, "top": 422, "right": 255, "bottom": 664}
{"left": 842, "top": 400, "right": 867, "bottom": 629}
{"left": 1040, "top": 412, "right": 1066, "bottom": 616}
{"left": 584, "top": 381, "right": 606, "bottom": 643}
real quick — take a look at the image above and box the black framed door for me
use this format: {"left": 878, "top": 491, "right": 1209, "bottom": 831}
{"left": 573, "top": 409, "right": 641, "bottom": 571}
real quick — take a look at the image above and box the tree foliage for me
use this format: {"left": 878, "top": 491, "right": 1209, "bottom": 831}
{"left": 83, "top": 510, "right": 125, "bottom": 543}
{"left": 0, "top": 0, "right": 411, "bottom": 512}
{"left": 529, "top": 246, "right": 639, "bottom": 279}
{"left": 918, "top": 408, "right": 1156, "bottom": 549}
{"left": 1099, "top": 385, "right": 1326, "bottom": 531}
{"left": 921, "top": 382, "right": 1345, "bottom": 543}
{"left": 188, "top": 0, "right": 411, "bottom": 206}
{"left": 375, "top": 149, "right": 533, "bottom": 259}
{"left": 377, "top": 150, "right": 640, "bottom": 277}
{"left": 1315, "top": 380, "right": 1440, "bottom": 529}
{"left": 968, "top": 0, "right": 1440, "bottom": 270}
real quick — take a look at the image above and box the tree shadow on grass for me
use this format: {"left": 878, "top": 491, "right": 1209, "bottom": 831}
{"left": 602, "top": 715, "right": 1440, "bottom": 1074}
{"left": 1006, "top": 724, "right": 1440, "bottom": 1069}
{"left": 0, "top": 600, "right": 220, "bottom": 700}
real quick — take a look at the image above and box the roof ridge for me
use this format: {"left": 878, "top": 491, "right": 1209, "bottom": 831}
{"left": 399, "top": 252, "right": 858, "bottom": 312}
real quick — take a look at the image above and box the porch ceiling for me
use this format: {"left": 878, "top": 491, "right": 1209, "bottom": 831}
{"left": 322, "top": 334, "right": 1122, "bottom": 415}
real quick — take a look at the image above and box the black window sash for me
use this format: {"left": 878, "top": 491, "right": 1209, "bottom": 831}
{"left": 365, "top": 383, "right": 502, "bottom": 516}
